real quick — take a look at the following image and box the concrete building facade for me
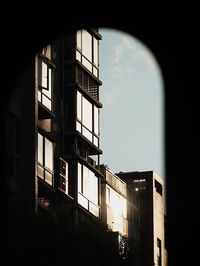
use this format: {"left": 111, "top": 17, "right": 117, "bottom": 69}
{"left": 117, "top": 171, "right": 167, "bottom": 266}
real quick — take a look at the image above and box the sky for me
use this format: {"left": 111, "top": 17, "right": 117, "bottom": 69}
{"left": 99, "top": 28, "right": 165, "bottom": 179}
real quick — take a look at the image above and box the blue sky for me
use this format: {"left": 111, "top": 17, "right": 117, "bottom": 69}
{"left": 99, "top": 28, "right": 165, "bottom": 179}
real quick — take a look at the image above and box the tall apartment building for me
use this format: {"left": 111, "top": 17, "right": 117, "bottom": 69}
{"left": 4, "top": 29, "right": 103, "bottom": 222}
{"left": 117, "top": 170, "right": 167, "bottom": 266}
{"left": 36, "top": 29, "right": 103, "bottom": 222}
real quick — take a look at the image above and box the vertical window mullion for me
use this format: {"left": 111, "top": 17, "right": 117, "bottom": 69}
{"left": 92, "top": 36, "right": 94, "bottom": 75}
{"left": 47, "top": 63, "right": 49, "bottom": 93}
{"left": 81, "top": 164, "right": 83, "bottom": 194}
{"left": 92, "top": 105, "right": 94, "bottom": 144}
{"left": 81, "top": 93, "right": 83, "bottom": 133}
{"left": 43, "top": 136, "right": 45, "bottom": 181}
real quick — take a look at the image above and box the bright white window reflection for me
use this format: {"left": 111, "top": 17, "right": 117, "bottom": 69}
{"left": 41, "top": 62, "right": 47, "bottom": 88}
{"left": 94, "top": 106, "right": 99, "bottom": 135}
{"left": 93, "top": 37, "right": 98, "bottom": 66}
{"left": 38, "top": 133, "right": 43, "bottom": 164}
{"left": 82, "top": 30, "right": 92, "bottom": 62}
{"left": 82, "top": 97, "right": 92, "bottom": 131}
{"left": 106, "top": 184, "right": 127, "bottom": 235}
{"left": 78, "top": 163, "right": 99, "bottom": 216}
{"left": 45, "top": 138, "right": 53, "bottom": 171}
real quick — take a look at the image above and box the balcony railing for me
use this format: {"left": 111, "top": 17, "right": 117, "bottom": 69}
{"left": 78, "top": 192, "right": 100, "bottom": 217}
{"left": 76, "top": 66, "right": 99, "bottom": 101}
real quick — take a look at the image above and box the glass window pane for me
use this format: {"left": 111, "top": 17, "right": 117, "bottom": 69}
{"left": 83, "top": 165, "right": 89, "bottom": 197}
{"left": 76, "top": 121, "right": 82, "bottom": 133}
{"left": 93, "top": 37, "right": 98, "bottom": 66}
{"left": 82, "top": 57, "right": 92, "bottom": 72}
{"left": 82, "top": 127, "right": 92, "bottom": 142}
{"left": 43, "top": 68, "right": 52, "bottom": 99}
{"left": 93, "top": 67, "right": 98, "bottom": 77}
{"left": 82, "top": 30, "right": 92, "bottom": 61}
{"left": 89, "top": 201, "right": 99, "bottom": 217}
{"left": 45, "top": 138, "right": 53, "bottom": 171}
{"left": 94, "top": 106, "right": 99, "bottom": 135}
{"left": 93, "top": 136, "right": 99, "bottom": 147}
{"left": 42, "top": 95, "right": 51, "bottom": 110}
{"left": 89, "top": 171, "right": 98, "bottom": 204}
{"left": 78, "top": 193, "right": 88, "bottom": 209}
{"left": 77, "top": 30, "right": 82, "bottom": 51}
{"left": 77, "top": 91, "right": 82, "bottom": 121}
{"left": 37, "top": 164, "right": 44, "bottom": 179}
{"left": 82, "top": 97, "right": 92, "bottom": 131}
{"left": 76, "top": 50, "right": 81, "bottom": 62}
{"left": 45, "top": 170, "right": 53, "bottom": 186}
{"left": 38, "top": 133, "right": 43, "bottom": 164}
{"left": 78, "top": 163, "right": 82, "bottom": 193}
{"left": 42, "top": 61, "right": 48, "bottom": 88}
{"left": 38, "top": 90, "right": 42, "bottom": 102}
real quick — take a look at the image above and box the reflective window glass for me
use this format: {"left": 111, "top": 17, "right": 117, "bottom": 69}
{"left": 82, "top": 30, "right": 92, "bottom": 61}
{"left": 41, "top": 62, "right": 48, "bottom": 88}
{"left": 45, "top": 138, "right": 53, "bottom": 171}
{"left": 82, "top": 97, "right": 92, "bottom": 131}
{"left": 38, "top": 133, "right": 43, "bottom": 164}
{"left": 93, "top": 37, "right": 98, "bottom": 66}
{"left": 77, "top": 30, "right": 82, "bottom": 50}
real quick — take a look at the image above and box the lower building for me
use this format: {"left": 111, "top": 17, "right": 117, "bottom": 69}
{"left": 117, "top": 170, "right": 167, "bottom": 266}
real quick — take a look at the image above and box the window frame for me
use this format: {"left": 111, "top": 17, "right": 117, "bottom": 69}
{"left": 77, "top": 162, "right": 100, "bottom": 217}
{"left": 76, "top": 91, "right": 100, "bottom": 147}
{"left": 76, "top": 29, "right": 99, "bottom": 78}
{"left": 59, "top": 158, "right": 69, "bottom": 194}
{"left": 37, "top": 132, "right": 54, "bottom": 186}
{"left": 38, "top": 56, "right": 55, "bottom": 112}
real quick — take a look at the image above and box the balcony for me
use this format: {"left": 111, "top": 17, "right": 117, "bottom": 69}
{"left": 76, "top": 66, "right": 99, "bottom": 101}
{"left": 78, "top": 192, "right": 100, "bottom": 217}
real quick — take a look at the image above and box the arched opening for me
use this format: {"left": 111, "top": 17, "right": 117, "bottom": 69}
{"left": 3, "top": 10, "right": 197, "bottom": 265}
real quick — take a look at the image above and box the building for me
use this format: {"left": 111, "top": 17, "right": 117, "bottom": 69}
{"left": 100, "top": 165, "right": 140, "bottom": 263}
{"left": 4, "top": 28, "right": 103, "bottom": 221}
{"left": 117, "top": 170, "right": 167, "bottom": 266}
{"left": 3, "top": 27, "right": 167, "bottom": 265}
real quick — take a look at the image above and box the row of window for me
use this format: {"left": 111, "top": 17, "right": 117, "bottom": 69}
{"left": 38, "top": 30, "right": 100, "bottom": 113}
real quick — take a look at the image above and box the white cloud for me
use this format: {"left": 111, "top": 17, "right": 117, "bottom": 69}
{"left": 112, "top": 34, "right": 161, "bottom": 78}
{"left": 113, "top": 36, "right": 137, "bottom": 64}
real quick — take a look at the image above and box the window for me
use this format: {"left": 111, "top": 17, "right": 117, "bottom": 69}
{"left": 59, "top": 158, "right": 69, "bottom": 194}
{"left": 77, "top": 163, "right": 99, "bottom": 217}
{"left": 106, "top": 185, "right": 127, "bottom": 219}
{"left": 133, "top": 179, "right": 146, "bottom": 191}
{"left": 38, "top": 58, "right": 54, "bottom": 111}
{"left": 76, "top": 29, "right": 99, "bottom": 77}
{"left": 76, "top": 91, "right": 100, "bottom": 147}
{"left": 157, "top": 238, "right": 162, "bottom": 266}
{"left": 37, "top": 133, "right": 54, "bottom": 186}
{"left": 155, "top": 179, "right": 163, "bottom": 196}
{"left": 106, "top": 184, "right": 127, "bottom": 235}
